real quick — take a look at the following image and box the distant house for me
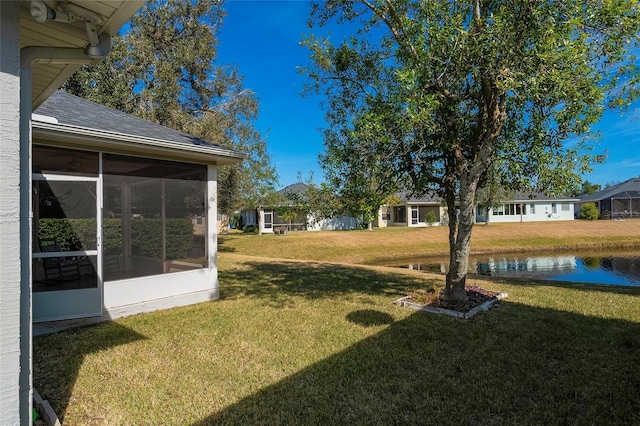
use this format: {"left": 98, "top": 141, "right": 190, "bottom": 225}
{"left": 476, "top": 193, "right": 579, "bottom": 223}
{"left": 240, "top": 183, "right": 360, "bottom": 233}
{"left": 377, "top": 192, "right": 445, "bottom": 227}
{"left": 377, "top": 191, "right": 577, "bottom": 227}
{"left": 577, "top": 178, "right": 640, "bottom": 219}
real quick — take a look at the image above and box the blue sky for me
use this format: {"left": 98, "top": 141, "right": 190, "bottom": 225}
{"left": 217, "top": 0, "right": 640, "bottom": 189}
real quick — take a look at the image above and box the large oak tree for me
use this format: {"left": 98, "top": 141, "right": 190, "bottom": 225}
{"left": 64, "top": 0, "right": 278, "bottom": 216}
{"left": 304, "top": 0, "right": 639, "bottom": 303}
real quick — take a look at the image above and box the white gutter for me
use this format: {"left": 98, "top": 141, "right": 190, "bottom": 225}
{"left": 32, "top": 120, "right": 248, "bottom": 165}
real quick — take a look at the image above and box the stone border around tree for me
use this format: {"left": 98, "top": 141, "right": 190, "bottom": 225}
{"left": 394, "top": 292, "right": 508, "bottom": 319}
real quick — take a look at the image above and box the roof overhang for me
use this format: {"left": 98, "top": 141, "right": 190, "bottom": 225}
{"left": 20, "top": 0, "right": 146, "bottom": 109}
{"left": 32, "top": 120, "right": 247, "bottom": 166}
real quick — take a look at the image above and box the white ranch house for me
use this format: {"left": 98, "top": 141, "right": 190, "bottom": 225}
{"left": 476, "top": 193, "right": 578, "bottom": 223}
{"left": 377, "top": 192, "right": 578, "bottom": 227}
{"left": 241, "top": 183, "right": 360, "bottom": 233}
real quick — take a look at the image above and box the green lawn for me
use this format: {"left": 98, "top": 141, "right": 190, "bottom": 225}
{"left": 33, "top": 221, "right": 640, "bottom": 425}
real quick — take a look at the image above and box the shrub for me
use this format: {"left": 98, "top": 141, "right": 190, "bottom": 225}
{"left": 38, "top": 218, "right": 94, "bottom": 250}
{"left": 103, "top": 219, "right": 123, "bottom": 255}
{"left": 243, "top": 225, "right": 258, "bottom": 234}
{"left": 579, "top": 202, "right": 599, "bottom": 220}
{"left": 425, "top": 211, "right": 438, "bottom": 224}
{"left": 131, "top": 218, "right": 193, "bottom": 259}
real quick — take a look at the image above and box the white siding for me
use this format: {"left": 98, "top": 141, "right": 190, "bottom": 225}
{"left": 308, "top": 215, "right": 360, "bottom": 231}
{"left": 1, "top": 3, "right": 29, "bottom": 423}
{"left": 488, "top": 201, "right": 575, "bottom": 223}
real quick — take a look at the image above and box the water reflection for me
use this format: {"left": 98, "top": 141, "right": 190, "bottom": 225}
{"left": 400, "top": 253, "right": 640, "bottom": 287}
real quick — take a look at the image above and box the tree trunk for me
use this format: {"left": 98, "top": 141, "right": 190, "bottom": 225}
{"left": 484, "top": 206, "right": 490, "bottom": 226}
{"left": 444, "top": 181, "right": 478, "bottom": 304}
{"left": 257, "top": 207, "right": 263, "bottom": 236}
{"left": 367, "top": 220, "right": 373, "bottom": 231}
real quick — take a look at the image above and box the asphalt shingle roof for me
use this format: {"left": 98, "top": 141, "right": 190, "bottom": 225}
{"left": 34, "top": 91, "right": 243, "bottom": 156}
{"left": 580, "top": 178, "right": 640, "bottom": 202}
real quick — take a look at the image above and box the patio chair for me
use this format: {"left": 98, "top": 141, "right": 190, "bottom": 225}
{"left": 40, "top": 244, "right": 81, "bottom": 284}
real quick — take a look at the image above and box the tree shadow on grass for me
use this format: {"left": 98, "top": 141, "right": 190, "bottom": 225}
{"left": 194, "top": 302, "right": 640, "bottom": 425}
{"left": 33, "top": 322, "right": 146, "bottom": 423}
{"left": 217, "top": 236, "right": 237, "bottom": 253}
{"left": 219, "top": 260, "right": 437, "bottom": 307}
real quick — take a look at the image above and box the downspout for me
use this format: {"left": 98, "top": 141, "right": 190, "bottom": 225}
{"left": 19, "top": 35, "right": 110, "bottom": 425}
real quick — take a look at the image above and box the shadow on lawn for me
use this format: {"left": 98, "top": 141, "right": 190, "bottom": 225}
{"left": 193, "top": 303, "right": 640, "bottom": 424}
{"left": 33, "top": 323, "right": 146, "bottom": 423}
{"left": 219, "top": 260, "right": 436, "bottom": 307}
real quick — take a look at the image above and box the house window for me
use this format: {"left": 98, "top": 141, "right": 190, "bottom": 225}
{"left": 530, "top": 203, "right": 536, "bottom": 214}
{"left": 561, "top": 203, "right": 570, "bottom": 211}
{"left": 382, "top": 207, "right": 391, "bottom": 221}
{"left": 552, "top": 203, "right": 557, "bottom": 214}
{"left": 393, "top": 206, "right": 406, "bottom": 223}
{"left": 418, "top": 206, "right": 440, "bottom": 223}
{"left": 516, "top": 204, "right": 526, "bottom": 215}
{"left": 493, "top": 205, "right": 504, "bottom": 216}
{"left": 505, "top": 204, "right": 516, "bottom": 215}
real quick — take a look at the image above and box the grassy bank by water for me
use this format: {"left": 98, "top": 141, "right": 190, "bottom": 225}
{"left": 33, "top": 220, "right": 640, "bottom": 424}
{"left": 220, "top": 219, "right": 640, "bottom": 264}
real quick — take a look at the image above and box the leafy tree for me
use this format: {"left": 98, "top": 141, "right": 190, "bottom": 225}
{"left": 320, "top": 113, "right": 405, "bottom": 230}
{"left": 579, "top": 202, "right": 599, "bottom": 220}
{"left": 475, "top": 164, "right": 513, "bottom": 226}
{"left": 578, "top": 180, "right": 602, "bottom": 196}
{"left": 302, "top": 182, "right": 345, "bottom": 225}
{"left": 64, "top": 0, "right": 278, "bottom": 217}
{"left": 304, "top": 0, "right": 639, "bottom": 303}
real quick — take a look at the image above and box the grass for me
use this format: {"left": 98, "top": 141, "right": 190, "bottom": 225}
{"left": 33, "top": 220, "right": 640, "bottom": 425}
{"left": 220, "top": 220, "right": 640, "bottom": 264}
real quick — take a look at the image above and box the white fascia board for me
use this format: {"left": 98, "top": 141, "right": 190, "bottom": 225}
{"left": 32, "top": 121, "right": 248, "bottom": 165}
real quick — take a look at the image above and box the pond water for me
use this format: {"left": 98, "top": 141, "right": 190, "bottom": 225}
{"left": 387, "top": 252, "right": 640, "bottom": 287}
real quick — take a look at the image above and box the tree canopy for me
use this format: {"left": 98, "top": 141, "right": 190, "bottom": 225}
{"left": 64, "top": 0, "right": 278, "bottom": 215}
{"left": 304, "top": 0, "right": 639, "bottom": 302}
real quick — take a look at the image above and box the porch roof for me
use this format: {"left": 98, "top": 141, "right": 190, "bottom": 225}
{"left": 33, "top": 91, "right": 247, "bottom": 165}
{"left": 580, "top": 178, "right": 640, "bottom": 202}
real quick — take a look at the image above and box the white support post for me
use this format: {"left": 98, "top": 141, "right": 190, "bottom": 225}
{"left": 207, "top": 165, "right": 218, "bottom": 298}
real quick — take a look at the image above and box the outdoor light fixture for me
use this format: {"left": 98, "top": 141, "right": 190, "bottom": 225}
{"left": 30, "top": 0, "right": 108, "bottom": 59}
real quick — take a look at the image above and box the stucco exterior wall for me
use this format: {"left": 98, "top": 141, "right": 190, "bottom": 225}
{"left": 0, "top": 2, "right": 28, "bottom": 423}
{"left": 308, "top": 215, "right": 360, "bottom": 231}
{"left": 486, "top": 201, "right": 575, "bottom": 223}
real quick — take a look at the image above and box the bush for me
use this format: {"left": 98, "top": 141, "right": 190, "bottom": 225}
{"left": 38, "top": 218, "right": 94, "bottom": 250}
{"left": 131, "top": 218, "right": 193, "bottom": 259}
{"left": 103, "top": 219, "right": 123, "bottom": 255}
{"left": 38, "top": 217, "right": 194, "bottom": 259}
{"left": 579, "top": 202, "right": 599, "bottom": 220}
{"left": 243, "top": 225, "right": 258, "bottom": 234}
{"left": 425, "top": 211, "right": 438, "bottom": 224}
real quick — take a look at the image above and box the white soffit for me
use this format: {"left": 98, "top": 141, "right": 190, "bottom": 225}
{"left": 19, "top": 0, "right": 146, "bottom": 109}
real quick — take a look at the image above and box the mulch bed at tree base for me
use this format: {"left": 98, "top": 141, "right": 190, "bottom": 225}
{"left": 394, "top": 286, "right": 508, "bottom": 320}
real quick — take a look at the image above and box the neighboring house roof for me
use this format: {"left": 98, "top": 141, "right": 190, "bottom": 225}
{"left": 396, "top": 190, "right": 442, "bottom": 204}
{"left": 512, "top": 192, "right": 579, "bottom": 202}
{"left": 579, "top": 178, "right": 640, "bottom": 202}
{"left": 278, "top": 182, "right": 310, "bottom": 198}
{"left": 33, "top": 91, "right": 246, "bottom": 165}
{"left": 394, "top": 190, "right": 577, "bottom": 205}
